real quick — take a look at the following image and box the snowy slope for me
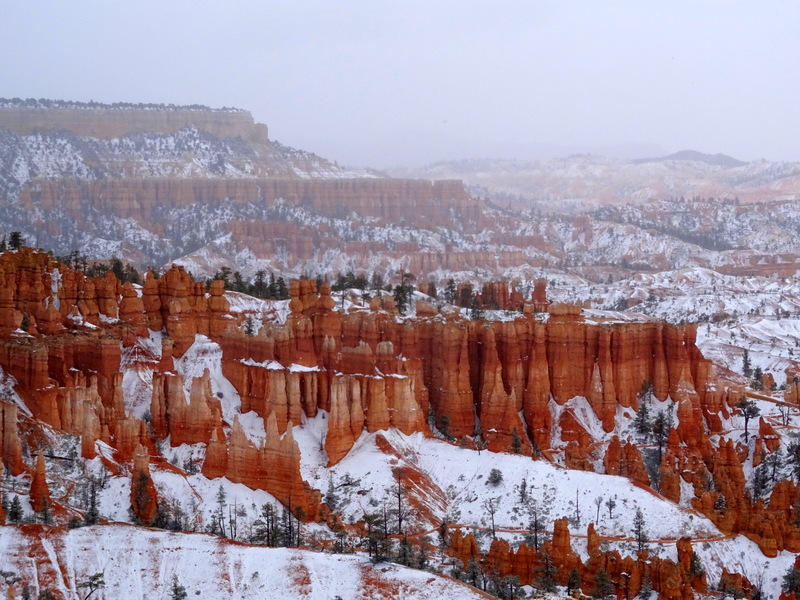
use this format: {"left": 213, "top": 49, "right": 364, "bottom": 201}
{"left": 0, "top": 525, "right": 495, "bottom": 600}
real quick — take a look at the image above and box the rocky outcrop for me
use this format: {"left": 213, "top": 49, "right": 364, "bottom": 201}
{"left": 21, "top": 178, "right": 478, "bottom": 233}
{"left": 201, "top": 413, "right": 320, "bottom": 520}
{"left": 0, "top": 249, "right": 796, "bottom": 564}
{"left": 0, "top": 105, "right": 269, "bottom": 142}
{"left": 129, "top": 444, "right": 158, "bottom": 525}
{"left": 0, "top": 400, "right": 23, "bottom": 475}
{"left": 29, "top": 451, "right": 51, "bottom": 513}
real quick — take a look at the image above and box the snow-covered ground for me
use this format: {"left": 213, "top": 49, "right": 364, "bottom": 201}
{"left": 294, "top": 425, "right": 795, "bottom": 598}
{"left": 0, "top": 525, "right": 494, "bottom": 600}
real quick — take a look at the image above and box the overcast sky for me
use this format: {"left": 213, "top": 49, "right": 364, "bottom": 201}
{"left": 1, "top": 1, "right": 798, "bottom": 167}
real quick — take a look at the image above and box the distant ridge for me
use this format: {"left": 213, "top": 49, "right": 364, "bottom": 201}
{"left": 635, "top": 149, "right": 746, "bottom": 168}
{"left": 0, "top": 97, "right": 245, "bottom": 113}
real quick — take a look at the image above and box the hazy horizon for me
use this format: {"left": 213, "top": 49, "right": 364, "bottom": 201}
{"left": 1, "top": 1, "right": 798, "bottom": 168}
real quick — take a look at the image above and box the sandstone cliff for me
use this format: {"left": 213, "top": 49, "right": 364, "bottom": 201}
{"left": 0, "top": 248, "right": 795, "bottom": 569}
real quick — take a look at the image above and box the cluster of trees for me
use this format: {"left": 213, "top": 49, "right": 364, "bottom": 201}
{"left": 210, "top": 268, "right": 289, "bottom": 300}
{"left": 632, "top": 383, "right": 674, "bottom": 481}
{"left": 0, "top": 231, "right": 25, "bottom": 252}
{"left": 0, "top": 97, "right": 244, "bottom": 113}
{"left": 56, "top": 252, "right": 144, "bottom": 284}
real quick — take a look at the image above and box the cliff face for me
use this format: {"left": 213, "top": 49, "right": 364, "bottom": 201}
{"left": 0, "top": 106, "right": 269, "bottom": 142}
{"left": 0, "top": 249, "right": 796, "bottom": 568}
{"left": 20, "top": 177, "right": 478, "bottom": 232}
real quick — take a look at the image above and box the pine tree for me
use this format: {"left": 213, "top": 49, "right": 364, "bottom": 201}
{"left": 444, "top": 279, "right": 457, "bottom": 304}
{"left": 735, "top": 396, "right": 760, "bottom": 443}
{"left": 84, "top": 477, "right": 99, "bottom": 525}
{"left": 742, "top": 349, "right": 752, "bottom": 378}
{"left": 396, "top": 536, "right": 413, "bottom": 566}
{"left": 534, "top": 551, "right": 557, "bottom": 592}
{"left": 169, "top": 575, "right": 187, "bottom": 600}
{"left": 592, "top": 569, "right": 614, "bottom": 599}
{"left": 652, "top": 411, "right": 671, "bottom": 464}
{"left": 8, "top": 232, "right": 24, "bottom": 250}
{"left": 783, "top": 565, "right": 800, "bottom": 596}
{"left": 633, "top": 507, "right": 648, "bottom": 552}
{"left": 8, "top": 496, "right": 22, "bottom": 521}
{"left": 214, "top": 484, "right": 227, "bottom": 537}
{"left": 40, "top": 497, "right": 52, "bottom": 525}
{"left": 77, "top": 572, "right": 105, "bottom": 600}
{"left": 243, "top": 316, "right": 256, "bottom": 336}
{"left": 567, "top": 567, "right": 581, "bottom": 593}
{"left": 510, "top": 428, "right": 522, "bottom": 454}
{"left": 324, "top": 477, "right": 339, "bottom": 511}
{"left": 638, "top": 571, "right": 653, "bottom": 598}
{"left": 634, "top": 400, "right": 652, "bottom": 436}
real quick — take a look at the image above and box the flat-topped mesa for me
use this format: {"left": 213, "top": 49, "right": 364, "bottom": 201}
{"left": 0, "top": 103, "right": 268, "bottom": 142}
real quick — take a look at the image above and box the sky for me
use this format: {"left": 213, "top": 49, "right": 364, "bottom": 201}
{"left": 1, "top": 1, "right": 799, "bottom": 167}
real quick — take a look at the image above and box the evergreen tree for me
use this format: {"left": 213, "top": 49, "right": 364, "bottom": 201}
{"left": 742, "top": 349, "right": 752, "bottom": 378}
{"left": 77, "top": 572, "right": 105, "bottom": 600}
{"left": 427, "top": 280, "right": 437, "bottom": 299}
{"left": 497, "top": 575, "right": 521, "bottom": 599}
{"left": 84, "top": 477, "right": 99, "bottom": 525}
{"left": 735, "top": 396, "right": 760, "bottom": 443}
{"left": 633, "top": 507, "right": 648, "bottom": 552}
{"left": 8, "top": 496, "right": 22, "bottom": 522}
{"left": 458, "top": 284, "right": 474, "bottom": 308}
{"left": 8, "top": 232, "right": 24, "bottom": 250}
{"left": 652, "top": 411, "right": 671, "bottom": 464}
{"left": 169, "top": 575, "right": 188, "bottom": 600}
{"left": 469, "top": 297, "right": 485, "bottom": 320}
{"left": 363, "top": 512, "right": 389, "bottom": 562}
{"left": 638, "top": 571, "right": 653, "bottom": 599}
{"left": 396, "top": 536, "right": 413, "bottom": 566}
{"left": 783, "top": 564, "right": 800, "bottom": 596}
{"left": 324, "top": 477, "right": 339, "bottom": 511}
{"left": 567, "top": 567, "right": 581, "bottom": 593}
{"left": 274, "top": 277, "right": 289, "bottom": 299}
{"left": 634, "top": 400, "right": 652, "bottom": 436}
{"left": 213, "top": 484, "right": 227, "bottom": 537}
{"left": 752, "top": 463, "right": 769, "bottom": 499}
{"left": 788, "top": 441, "right": 800, "bottom": 482}
{"left": 252, "top": 270, "right": 267, "bottom": 298}
{"left": 527, "top": 499, "right": 545, "bottom": 550}
{"left": 592, "top": 569, "right": 614, "bottom": 599}
{"left": 369, "top": 271, "right": 385, "bottom": 292}
{"left": 443, "top": 279, "right": 457, "bottom": 304}
{"left": 510, "top": 428, "right": 522, "bottom": 454}
{"left": 437, "top": 414, "right": 453, "bottom": 441}
{"left": 243, "top": 316, "right": 256, "bottom": 336}
{"left": 252, "top": 503, "right": 281, "bottom": 547}
{"left": 131, "top": 471, "right": 154, "bottom": 526}
{"left": 40, "top": 497, "right": 52, "bottom": 525}
{"left": 534, "top": 551, "right": 557, "bottom": 592}
{"left": 689, "top": 552, "right": 705, "bottom": 577}
{"left": 487, "top": 468, "right": 503, "bottom": 486}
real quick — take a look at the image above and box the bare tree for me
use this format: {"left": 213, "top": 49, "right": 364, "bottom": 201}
{"left": 392, "top": 467, "right": 409, "bottom": 535}
{"left": 594, "top": 496, "right": 602, "bottom": 523}
{"left": 484, "top": 497, "right": 498, "bottom": 537}
{"left": 605, "top": 498, "right": 616, "bottom": 520}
